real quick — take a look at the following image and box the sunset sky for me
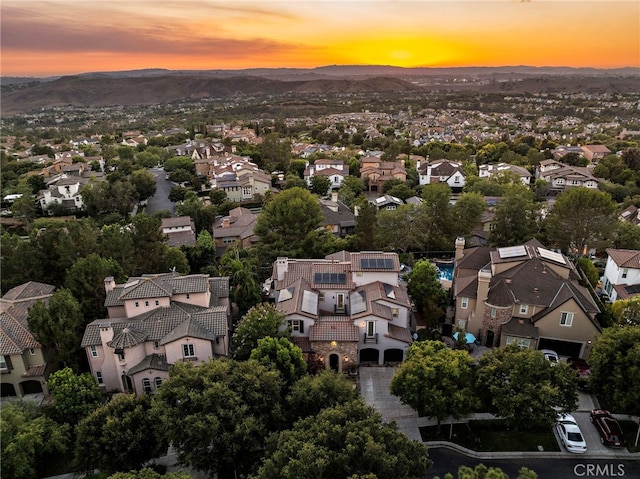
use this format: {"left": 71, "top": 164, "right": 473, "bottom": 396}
{"left": 1, "top": 1, "right": 638, "bottom": 77}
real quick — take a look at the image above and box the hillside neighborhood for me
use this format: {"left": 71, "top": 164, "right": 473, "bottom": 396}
{"left": 1, "top": 76, "right": 640, "bottom": 479}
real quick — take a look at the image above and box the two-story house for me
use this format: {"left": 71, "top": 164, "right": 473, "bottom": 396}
{"left": 211, "top": 207, "right": 259, "bottom": 256}
{"left": 478, "top": 163, "right": 532, "bottom": 186}
{"left": 304, "top": 160, "right": 350, "bottom": 191}
{"left": 320, "top": 194, "right": 356, "bottom": 237}
{"left": 602, "top": 248, "right": 640, "bottom": 302}
{"left": 0, "top": 282, "right": 56, "bottom": 398}
{"left": 581, "top": 145, "right": 611, "bottom": 163}
{"left": 160, "top": 216, "right": 197, "bottom": 247}
{"left": 535, "top": 160, "right": 602, "bottom": 192}
{"left": 360, "top": 156, "right": 407, "bottom": 192}
{"left": 267, "top": 251, "right": 415, "bottom": 371}
{"left": 81, "top": 273, "right": 230, "bottom": 396}
{"left": 417, "top": 159, "right": 466, "bottom": 192}
{"left": 452, "top": 238, "right": 600, "bottom": 358}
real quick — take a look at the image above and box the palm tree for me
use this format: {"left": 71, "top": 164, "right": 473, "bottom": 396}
{"left": 220, "top": 244, "right": 262, "bottom": 316}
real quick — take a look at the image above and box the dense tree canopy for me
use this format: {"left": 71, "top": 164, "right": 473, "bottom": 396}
{"left": 254, "top": 400, "right": 432, "bottom": 479}
{"left": 75, "top": 394, "right": 168, "bottom": 474}
{"left": 488, "top": 187, "right": 538, "bottom": 247}
{"left": 219, "top": 244, "right": 262, "bottom": 315}
{"left": 155, "top": 359, "right": 283, "bottom": 479}
{"left": 46, "top": 367, "right": 104, "bottom": 425}
{"left": 475, "top": 345, "right": 578, "bottom": 430}
{"left": 232, "top": 303, "right": 288, "bottom": 360}
{"left": 250, "top": 337, "right": 307, "bottom": 389}
{"left": 588, "top": 325, "right": 640, "bottom": 414}
{"left": 390, "top": 341, "right": 477, "bottom": 430}
{"left": 406, "top": 260, "right": 448, "bottom": 326}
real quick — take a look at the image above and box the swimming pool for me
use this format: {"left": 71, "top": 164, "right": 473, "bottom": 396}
{"left": 435, "top": 262, "right": 454, "bottom": 281}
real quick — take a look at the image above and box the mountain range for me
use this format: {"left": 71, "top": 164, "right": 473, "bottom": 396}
{"left": 2, "top": 65, "right": 639, "bottom": 114}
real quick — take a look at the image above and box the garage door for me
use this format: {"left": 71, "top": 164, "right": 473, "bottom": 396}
{"left": 538, "top": 338, "right": 582, "bottom": 357}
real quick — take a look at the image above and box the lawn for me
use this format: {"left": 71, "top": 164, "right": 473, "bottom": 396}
{"left": 419, "top": 419, "right": 561, "bottom": 452}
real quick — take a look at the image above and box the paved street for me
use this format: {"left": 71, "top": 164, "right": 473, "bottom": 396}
{"left": 144, "top": 167, "right": 176, "bottom": 215}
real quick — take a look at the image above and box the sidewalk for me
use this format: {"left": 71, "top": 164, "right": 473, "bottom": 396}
{"left": 358, "top": 366, "right": 640, "bottom": 460}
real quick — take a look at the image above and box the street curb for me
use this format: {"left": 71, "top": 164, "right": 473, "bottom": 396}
{"left": 424, "top": 441, "right": 640, "bottom": 460}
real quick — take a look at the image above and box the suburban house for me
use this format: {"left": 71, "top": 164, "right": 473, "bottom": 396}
{"left": 602, "top": 248, "right": 640, "bottom": 302}
{"left": 201, "top": 155, "right": 273, "bottom": 202}
{"left": 535, "top": 160, "right": 602, "bottom": 192}
{"left": 478, "top": 163, "right": 532, "bottom": 186}
{"left": 266, "top": 251, "right": 415, "bottom": 371}
{"left": 370, "top": 194, "right": 403, "bottom": 211}
{"left": 37, "top": 167, "right": 105, "bottom": 213}
{"left": 620, "top": 205, "right": 640, "bottom": 226}
{"left": 417, "top": 159, "right": 466, "bottom": 192}
{"left": 359, "top": 156, "right": 407, "bottom": 192}
{"left": 552, "top": 146, "right": 585, "bottom": 161}
{"left": 581, "top": 145, "right": 611, "bottom": 163}
{"left": 319, "top": 194, "right": 356, "bottom": 237}
{"left": 81, "top": 273, "right": 231, "bottom": 396}
{"left": 211, "top": 207, "right": 258, "bottom": 256}
{"left": 160, "top": 216, "right": 197, "bottom": 247}
{"left": 303, "top": 159, "right": 350, "bottom": 191}
{"left": 191, "top": 142, "right": 226, "bottom": 161}
{"left": 452, "top": 238, "right": 601, "bottom": 358}
{"left": 0, "top": 281, "right": 56, "bottom": 398}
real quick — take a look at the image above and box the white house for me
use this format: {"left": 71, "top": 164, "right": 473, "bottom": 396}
{"left": 417, "top": 159, "right": 466, "bottom": 191}
{"left": 602, "top": 249, "right": 640, "bottom": 302}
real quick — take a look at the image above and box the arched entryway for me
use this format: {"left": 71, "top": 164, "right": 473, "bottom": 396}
{"left": 329, "top": 353, "right": 340, "bottom": 372}
{"left": 121, "top": 373, "right": 133, "bottom": 392}
{"left": 1, "top": 383, "right": 17, "bottom": 397}
{"left": 20, "top": 380, "right": 43, "bottom": 395}
{"left": 486, "top": 330, "right": 495, "bottom": 347}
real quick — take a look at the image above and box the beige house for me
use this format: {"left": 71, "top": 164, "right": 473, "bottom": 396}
{"left": 81, "top": 273, "right": 230, "bottom": 396}
{"left": 0, "top": 282, "right": 56, "bottom": 398}
{"left": 161, "top": 216, "right": 197, "bottom": 247}
{"left": 211, "top": 207, "right": 258, "bottom": 256}
{"left": 360, "top": 156, "right": 407, "bottom": 192}
{"left": 266, "top": 251, "right": 415, "bottom": 371}
{"left": 452, "top": 238, "right": 600, "bottom": 358}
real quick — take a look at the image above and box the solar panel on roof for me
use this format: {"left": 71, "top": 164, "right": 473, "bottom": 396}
{"left": 314, "top": 272, "right": 347, "bottom": 284}
{"left": 361, "top": 257, "right": 394, "bottom": 269}
{"left": 537, "top": 247, "right": 566, "bottom": 265}
{"left": 498, "top": 245, "right": 527, "bottom": 259}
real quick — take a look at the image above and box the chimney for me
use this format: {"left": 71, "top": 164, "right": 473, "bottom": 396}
{"left": 276, "top": 257, "right": 289, "bottom": 281}
{"left": 476, "top": 269, "right": 491, "bottom": 312}
{"left": 416, "top": 160, "right": 421, "bottom": 171}
{"left": 455, "top": 237, "right": 466, "bottom": 261}
{"left": 104, "top": 276, "right": 116, "bottom": 293}
{"left": 331, "top": 192, "right": 338, "bottom": 203}
{"left": 222, "top": 217, "right": 230, "bottom": 228}
{"left": 354, "top": 205, "right": 360, "bottom": 217}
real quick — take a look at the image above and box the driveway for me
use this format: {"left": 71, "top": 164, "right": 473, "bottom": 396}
{"left": 145, "top": 167, "right": 176, "bottom": 215}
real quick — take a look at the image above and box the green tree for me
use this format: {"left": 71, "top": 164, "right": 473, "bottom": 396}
{"left": 128, "top": 214, "right": 170, "bottom": 274}
{"left": 434, "top": 464, "right": 538, "bottom": 479}
{"left": 254, "top": 187, "right": 328, "bottom": 262}
{"left": 489, "top": 187, "right": 538, "bottom": 247}
{"left": 0, "top": 233, "right": 38, "bottom": 292}
{"left": 613, "top": 221, "right": 640, "bottom": 250}
{"left": 250, "top": 337, "right": 307, "bottom": 389}
{"left": 1, "top": 402, "right": 69, "bottom": 479}
{"left": 282, "top": 174, "right": 307, "bottom": 190}
{"left": 544, "top": 188, "right": 617, "bottom": 256}
{"left": 419, "top": 183, "right": 454, "bottom": 251}
{"left": 47, "top": 367, "right": 104, "bottom": 425}
{"left": 176, "top": 191, "right": 218, "bottom": 233}
{"left": 232, "top": 303, "right": 288, "bottom": 360}
{"left": 75, "top": 394, "right": 168, "bottom": 474}
{"left": 108, "top": 470, "right": 192, "bottom": 479}
{"left": 164, "top": 156, "right": 194, "bottom": 173}
{"left": 449, "top": 192, "right": 486, "bottom": 240}
{"left": 64, "top": 253, "right": 125, "bottom": 321}
{"left": 390, "top": 341, "right": 477, "bottom": 432}
{"left": 254, "top": 400, "right": 432, "bottom": 479}
{"left": 406, "top": 260, "right": 448, "bottom": 326}
{"left": 309, "top": 175, "right": 332, "bottom": 196}
{"left": 168, "top": 168, "right": 192, "bottom": 184}
{"left": 219, "top": 244, "right": 262, "bottom": 315}
{"left": 130, "top": 169, "right": 157, "bottom": 202}
{"left": 589, "top": 325, "right": 640, "bottom": 414}
{"left": 577, "top": 257, "right": 599, "bottom": 287}
{"left": 610, "top": 297, "right": 640, "bottom": 326}
{"left": 168, "top": 185, "right": 188, "bottom": 203}
{"left": 376, "top": 205, "right": 420, "bottom": 253}
{"left": 475, "top": 345, "right": 578, "bottom": 431}
{"left": 353, "top": 199, "right": 378, "bottom": 250}
{"left": 286, "top": 370, "right": 358, "bottom": 424}
{"left": 159, "top": 245, "right": 190, "bottom": 274}
{"left": 99, "top": 223, "right": 137, "bottom": 274}
{"left": 155, "top": 359, "right": 283, "bottom": 479}
{"left": 135, "top": 151, "right": 161, "bottom": 168}
{"left": 386, "top": 183, "right": 416, "bottom": 201}
{"left": 258, "top": 133, "right": 292, "bottom": 172}
{"left": 27, "top": 289, "right": 85, "bottom": 369}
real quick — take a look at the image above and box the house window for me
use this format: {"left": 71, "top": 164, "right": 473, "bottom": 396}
{"left": 289, "top": 319, "right": 304, "bottom": 333}
{"left": 145, "top": 301, "right": 149, "bottom": 307}
{"left": 488, "top": 223, "right": 496, "bottom": 231}
{"left": 490, "top": 307, "right": 497, "bottom": 318}
{"left": 454, "top": 176, "right": 460, "bottom": 183}
{"left": 366, "top": 321, "right": 375, "bottom": 337}
{"left": 182, "top": 343, "right": 195, "bottom": 358}
{"left": 242, "top": 186, "right": 252, "bottom": 197}
{"left": 0, "top": 355, "right": 9, "bottom": 371}
{"left": 392, "top": 308, "right": 399, "bottom": 318}
{"left": 155, "top": 300, "right": 159, "bottom": 306}
{"left": 96, "top": 371, "right": 104, "bottom": 384}
{"left": 622, "top": 268, "right": 628, "bottom": 279}
{"left": 90, "top": 345, "right": 98, "bottom": 358}
{"left": 461, "top": 297, "right": 469, "bottom": 309}
{"left": 458, "top": 320, "right": 466, "bottom": 330}
{"left": 135, "top": 301, "right": 139, "bottom": 307}
{"left": 142, "top": 378, "right": 152, "bottom": 394}
{"left": 153, "top": 341, "right": 159, "bottom": 349}
{"left": 29, "top": 348, "right": 36, "bottom": 356}
{"left": 117, "top": 351, "right": 125, "bottom": 361}
{"left": 506, "top": 337, "right": 530, "bottom": 348}
{"left": 186, "top": 293, "right": 190, "bottom": 299}
{"left": 318, "top": 292, "right": 325, "bottom": 301}
{"left": 560, "top": 312, "right": 574, "bottom": 327}
{"left": 520, "top": 304, "right": 528, "bottom": 315}
{"left": 154, "top": 377, "right": 163, "bottom": 389}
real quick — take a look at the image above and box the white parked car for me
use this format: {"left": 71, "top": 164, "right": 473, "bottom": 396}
{"left": 541, "top": 349, "right": 560, "bottom": 365}
{"left": 556, "top": 413, "right": 587, "bottom": 454}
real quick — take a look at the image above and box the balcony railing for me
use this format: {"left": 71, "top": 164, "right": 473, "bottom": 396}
{"left": 364, "top": 333, "right": 378, "bottom": 344}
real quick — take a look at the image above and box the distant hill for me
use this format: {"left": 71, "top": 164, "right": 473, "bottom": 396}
{"left": 2, "top": 65, "right": 639, "bottom": 113}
